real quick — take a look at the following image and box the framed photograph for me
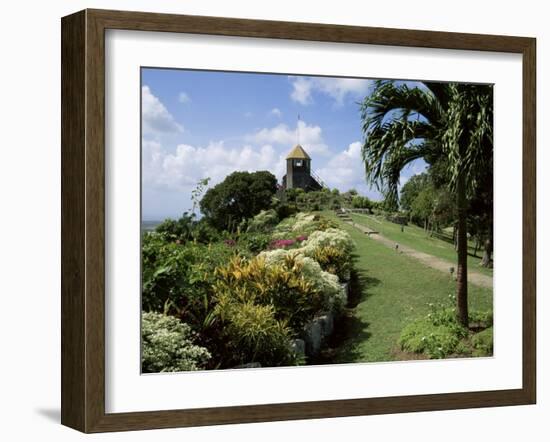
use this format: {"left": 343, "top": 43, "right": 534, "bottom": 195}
{"left": 61, "top": 9, "right": 536, "bottom": 433}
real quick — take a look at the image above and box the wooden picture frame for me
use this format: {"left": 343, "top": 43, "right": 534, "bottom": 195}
{"left": 61, "top": 8, "right": 536, "bottom": 433}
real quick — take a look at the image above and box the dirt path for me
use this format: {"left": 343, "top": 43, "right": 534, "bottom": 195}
{"left": 345, "top": 220, "right": 493, "bottom": 289}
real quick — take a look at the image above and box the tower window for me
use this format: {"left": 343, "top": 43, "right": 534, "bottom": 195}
{"left": 294, "top": 160, "right": 303, "bottom": 167}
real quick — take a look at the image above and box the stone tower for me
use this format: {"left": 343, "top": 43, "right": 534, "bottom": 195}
{"left": 282, "top": 144, "right": 323, "bottom": 191}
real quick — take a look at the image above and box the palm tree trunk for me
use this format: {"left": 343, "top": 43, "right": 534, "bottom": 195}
{"left": 456, "top": 169, "right": 469, "bottom": 328}
{"left": 453, "top": 224, "right": 458, "bottom": 251}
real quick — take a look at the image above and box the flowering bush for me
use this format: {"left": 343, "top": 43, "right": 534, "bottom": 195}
{"left": 269, "top": 238, "right": 296, "bottom": 249}
{"left": 308, "top": 246, "right": 352, "bottom": 281}
{"left": 215, "top": 254, "right": 329, "bottom": 330}
{"left": 271, "top": 212, "right": 331, "bottom": 239}
{"left": 258, "top": 249, "right": 345, "bottom": 313}
{"left": 300, "top": 228, "right": 354, "bottom": 257}
{"left": 297, "top": 228, "right": 354, "bottom": 281}
{"left": 268, "top": 234, "right": 308, "bottom": 250}
{"left": 141, "top": 312, "right": 211, "bottom": 373}
{"left": 246, "top": 209, "right": 280, "bottom": 233}
{"left": 292, "top": 218, "right": 317, "bottom": 234}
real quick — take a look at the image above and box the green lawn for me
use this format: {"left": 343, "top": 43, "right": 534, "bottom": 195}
{"left": 315, "top": 213, "right": 493, "bottom": 364}
{"left": 349, "top": 212, "right": 493, "bottom": 277}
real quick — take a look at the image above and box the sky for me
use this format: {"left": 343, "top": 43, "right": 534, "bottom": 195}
{"left": 141, "top": 68, "right": 427, "bottom": 221}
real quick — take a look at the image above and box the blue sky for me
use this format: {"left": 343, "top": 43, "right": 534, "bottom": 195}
{"left": 141, "top": 68, "right": 427, "bottom": 220}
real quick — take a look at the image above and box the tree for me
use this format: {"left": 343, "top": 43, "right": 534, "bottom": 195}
{"left": 442, "top": 85, "right": 494, "bottom": 308}
{"left": 400, "top": 173, "right": 431, "bottom": 213}
{"left": 411, "top": 185, "right": 436, "bottom": 231}
{"left": 401, "top": 172, "right": 455, "bottom": 233}
{"left": 191, "top": 178, "right": 211, "bottom": 215}
{"left": 200, "top": 171, "right": 278, "bottom": 231}
{"left": 360, "top": 80, "right": 493, "bottom": 327}
{"left": 351, "top": 195, "right": 373, "bottom": 210}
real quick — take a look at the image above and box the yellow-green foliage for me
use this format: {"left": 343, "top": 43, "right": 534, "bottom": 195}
{"left": 307, "top": 246, "right": 351, "bottom": 282}
{"left": 258, "top": 249, "right": 344, "bottom": 313}
{"left": 214, "top": 299, "right": 295, "bottom": 367}
{"left": 214, "top": 255, "right": 329, "bottom": 330}
{"left": 213, "top": 255, "right": 329, "bottom": 366}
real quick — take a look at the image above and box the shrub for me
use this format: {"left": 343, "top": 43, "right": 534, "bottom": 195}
{"left": 398, "top": 298, "right": 493, "bottom": 359}
{"left": 469, "top": 310, "right": 494, "bottom": 328}
{"left": 247, "top": 209, "right": 279, "bottom": 233}
{"left": 141, "top": 235, "right": 234, "bottom": 326}
{"left": 298, "top": 228, "right": 354, "bottom": 280}
{"left": 215, "top": 255, "right": 333, "bottom": 331}
{"left": 271, "top": 212, "right": 337, "bottom": 240}
{"left": 308, "top": 246, "right": 352, "bottom": 281}
{"left": 275, "top": 202, "right": 299, "bottom": 220}
{"left": 398, "top": 318, "right": 465, "bottom": 359}
{"left": 258, "top": 249, "right": 345, "bottom": 314}
{"left": 398, "top": 299, "right": 468, "bottom": 359}
{"left": 472, "top": 327, "right": 493, "bottom": 357}
{"left": 269, "top": 238, "right": 297, "bottom": 249}
{"left": 192, "top": 220, "right": 221, "bottom": 244}
{"left": 300, "top": 228, "right": 354, "bottom": 258}
{"left": 292, "top": 215, "right": 319, "bottom": 235}
{"left": 154, "top": 212, "right": 220, "bottom": 244}
{"left": 237, "top": 232, "right": 272, "bottom": 254}
{"left": 214, "top": 300, "right": 297, "bottom": 367}
{"left": 141, "top": 312, "right": 211, "bottom": 373}
{"left": 351, "top": 195, "right": 373, "bottom": 210}
{"left": 154, "top": 213, "right": 195, "bottom": 242}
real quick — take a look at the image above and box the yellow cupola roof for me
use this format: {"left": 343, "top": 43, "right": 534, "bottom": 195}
{"left": 286, "top": 144, "right": 311, "bottom": 160}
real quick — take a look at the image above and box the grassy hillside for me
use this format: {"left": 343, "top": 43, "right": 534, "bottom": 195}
{"left": 315, "top": 213, "right": 493, "bottom": 364}
{"left": 349, "top": 213, "right": 493, "bottom": 277}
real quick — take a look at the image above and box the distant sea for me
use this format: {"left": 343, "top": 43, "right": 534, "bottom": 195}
{"left": 141, "top": 220, "right": 163, "bottom": 232}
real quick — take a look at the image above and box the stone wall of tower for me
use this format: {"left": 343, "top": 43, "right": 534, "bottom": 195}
{"left": 286, "top": 158, "right": 312, "bottom": 189}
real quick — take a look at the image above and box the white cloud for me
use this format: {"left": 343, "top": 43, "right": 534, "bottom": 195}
{"left": 142, "top": 85, "right": 183, "bottom": 135}
{"left": 290, "top": 77, "right": 314, "bottom": 105}
{"left": 270, "top": 108, "right": 282, "bottom": 118}
{"left": 178, "top": 92, "right": 191, "bottom": 104}
{"left": 246, "top": 120, "right": 329, "bottom": 155}
{"left": 143, "top": 140, "right": 285, "bottom": 194}
{"left": 244, "top": 111, "right": 253, "bottom": 118}
{"left": 316, "top": 141, "right": 369, "bottom": 192}
{"left": 289, "top": 76, "right": 371, "bottom": 106}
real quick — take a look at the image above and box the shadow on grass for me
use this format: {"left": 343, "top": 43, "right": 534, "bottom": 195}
{"left": 347, "top": 259, "right": 380, "bottom": 308}
{"left": 310, "top": 268, "right": 378, "bottom": 365}
{"left": 310, "top": 312, "right": 372, "bottom": 365}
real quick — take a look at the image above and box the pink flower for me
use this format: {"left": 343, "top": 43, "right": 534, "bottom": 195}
{"left": 269, "top": 239, "right": 296, "bottom": 249}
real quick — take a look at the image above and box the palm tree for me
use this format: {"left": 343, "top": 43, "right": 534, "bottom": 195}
{"left": 360, "top": 81, "right": 493, "bottom": 327}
